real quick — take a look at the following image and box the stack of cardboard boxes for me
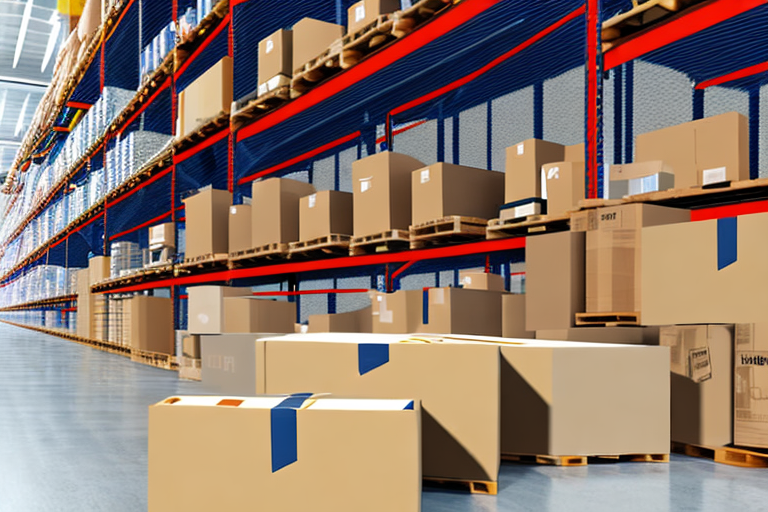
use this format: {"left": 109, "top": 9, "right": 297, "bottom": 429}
{"left": 182, "top": 188, "right": 232, "bottom": 260}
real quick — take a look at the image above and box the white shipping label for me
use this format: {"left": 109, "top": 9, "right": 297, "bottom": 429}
{"left": 230, "top": 206, "right": 237, "bottom": 215}
{"left": 420, "top": 169, "right": 430, "bottom": 184}
{"left": 702, "top": 167, "right": 727, "bottom": 186}
{"left": 257, "top": 83, "right": 268, "bottom": 96}
{"left": 378, "top": 295, "right": 393, "bottom": 324}
{"left": 355, "top": 4, "right": 366, "bottom": 22}
{"left": 308, "top": 194, "right": 317, "bottom": 208}
{"left": 360, "top": 177, "right": 372, "bottom": 193}
{"left": 462, "top": 276, "right": 472, "bottom": 286}
{"left": 541, "top": 168, "right": 548, "bottom": 199}
{"left": 547, "top": 166, "right": 560, "bottom": 180}
{"left": 431, "top": 288, "right": 445, "bottom": 305}
{"left": 513, "top": 202, "right": 538, "bottom": 218}
{"left": 265, "top": 39, "right": 274, "bottom": 54}
{"left": 267, "top": 75, "right": 281, "bottom": 91}
{"left": 689, "top": 346, "right": 712, "bottom": 383}
{"left": 197, "top": 313, "right": 210, "bottom": 325}
{"left": 517, "top": 143, "right": 525, "bottom": 156}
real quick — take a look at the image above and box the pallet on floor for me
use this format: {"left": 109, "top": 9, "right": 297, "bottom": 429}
{"left": 289, "top": 234, "right": 351, "bottom": 257}
{"left": 131, "top": 348, "right": 177, "bottom": 371}
{"left": 486, "top": 213, "right": 571, "bottom": 239}
{"left": 409, "top": 216, "right": 487, "bottom": 249}
{"left": 349, "top": 229, "right": 410, "bottom": 256}
{"left": 672, "top": 442, "right": 768, "bottom": 468}
{"left": 179, "top": 253, "right": 228, "bottom": 269}
{"left": 423, "top": 477, "right": 497, "bottom": 495}
{"left": 503, "top": 452, "right": 669, "bottom": 467}
{"left": 229, "top": 243, "right": 289, "bottom": 264}
{"left": 575, "top": 312, "right": 642, "bottom": 327}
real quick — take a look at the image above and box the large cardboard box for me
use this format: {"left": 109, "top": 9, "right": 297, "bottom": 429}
{"left": 149, "top": 222, "right": 175, "bottom": 248}
{"left": 419, "top": 287, "right": 503, "bottom": 336}
{"left": 88, "top": 255, "right": 111, "bottom": 284}
{"left": 228, "top": 204, "right": 252, "bottom": 254}
{"left": 459, "top": 271, "right": 505, "bottom": 292}
{"left": 735, "top": 323, "right": 768, "bottom": 448}
{"left": 502, "top": 294, "right": 534, "bottom": 339}
{"left": 536, "top": 326, "right": 657, "bottom": 344}
{"left": 187, "top": 286, "right": 252, "bottom": 334}
{"left": 222, "top": 298, "right": 296, "bottom": 334}
{"left": 76, "top": 268, "right": 92, "bottom": 338}
{"left": 636, "top": 122, "right": 697, "bottom": 188}
{"left": 251, "top": 178, "right": 315, "bottom": 248}
{"left": 259, "top": 333, "right": 500, "bottom": 483}
{"left": 347, "top": 0, "right": 401, "bottom": 34}
{"left": 411, "top": 163, "right": 504, "bottom": 226}
{"left": 564, "top": 143, "right": 585, "bottom": 163}
{"left": 308, "top": 307, "right": 372, "bottom": 333}
{"left": 696, "top": 111, "right": 750, "bottom": 186}
{"left": 584, "top": 204, "right": 689, "bottom": 313}
{"left": 504, "top": 139, "right": 564, "bottom": 204}
{"left": 182, "top": 334, "right": 200, "bottom": 359}
{"left": 178, "top": 57, "right": 232, "bottom": 138}
{"left": 183, "top": 188, "right": 232, "bottom": 259}
{"left": 371, "top": 290, "right": 423, "bottom": 334}
{"left": 292, "top": 18, "right": 344, "bottom": 72}
{"left": 258, "top": 29, "right": 292, "bottom": 91}
{"left": 352, "top": 151, "right": 424, "bottom": 238}
{"left": 127, "top": 296, "right": 174, "bottom": 354}
{"left": 149, "top": 395, "right": 420, "bottom": 512}
{"left": 641, "top": 213, "right": 768, "bottom": 325}
{"left": 526, "top": 231, "right": 585, "bottom": 331}
{"left": 542, "top": 161, "right": 584, "bottom": 218}
{"left": 299, "top": 190, "right": 353, "bottom": 241}
{"left": 440, "top": 335, "right": 670, "bottom": 457}
{"left": 660, "top": 324, "right": 733, "bottom": 447}
{"left": 200, "top": 333, "right": 280, "bottom": 395}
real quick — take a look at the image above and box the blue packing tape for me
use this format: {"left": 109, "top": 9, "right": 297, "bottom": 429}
{"left": 717, "top": 217, "right": 737, "bottom": 271}
{"left": 271, "top": 393, "right": 313, "bottom": 473}
{"left": 358, "top": 344, "right": 389, "bottom": 375}
{"left": 404, "top": 400, "right": 414, "bottom": 410}
{"left": 422, "top": 289, "right": 429, "bottom": 325}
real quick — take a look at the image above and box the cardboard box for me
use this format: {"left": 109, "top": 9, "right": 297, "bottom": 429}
{"left": 251, "top": 178, "right": 316, "bottom": 248}
{"left": 299, "top": 190, "right": 353, "bottom": 241}
{"left": 564, "top": 143, "right": 585, "bottom": 163}
{"left": 76, "top": 268, "right": 93, "bottom": 339}
{"left": 183, "top": 188, "right": 232, "bottom": 259}
{"left": 352, "top": 151, "right": 424, "bottom": 238}
{"left": 307, "top": 307, "right": 373, "bottom": 333}
{"left": 459, "top": 271, "right": 505, "bottom": 292}
{"left": 526, "top": 231, "right": 585, "bottom": 331}
{"left": 504, "top": 139, "right": 564, "bottom": 204}
{"left": 200, "top": 333, "right": 280, "bottom": 395}
{"left": 260, "top": 332, "right": 500, "bottom": 483}
{"left": 127, "top": 296, "right": 174, "bottom": 354}
{"left": 636, "top": 122, "right": 697, "bottom": 188}
{"left": 696, "top": 111, "right": 749, "bottom": 186}
{"left": 178, "top": 57, "right": 232, "bottom": 138}
{"left": 411, "top": 163, "right": 504, "bottom": 226}
{"left": 660, "top": 324, "right": 733, "bottom": 447}
{"left": 187, "top": 286, "right": 251, "bottom": 334}
{"left": 611, "top": 161, "right": 673, "bottom": 181}
{"left": 585, "top": 204, "right": 690, "bottom": 313}
{"left": 223, "top": 298, "right": 296, "bottom": 334}
{"left": 610, "top": 172, "right": 675, "bottom": 199}
{"left": 149, "top": 395, "right": 420, "bottom": 512}
{"left": 347, "top": 0, "right": 401, "bottom": 34}
{"left": 641, "top": 213, "right": 768, "bottom": 325}
{"left": 371, "top": 289, "right": 423, "bottom": 334}
{"left": 88, "top": 255, "right": 111, "bottom": 284}
{"left": 292, "top": 18, "right": 344, "bottom": 72}
{"left": 502, "top": 294, "right": 534, "bottom": 339}
{"left": 228, "top": 204, "right": 252, "bottom": 254}
{"left": 149, "top": 222, "right": 175, "bottom": 248}
{"left": 542, "top": 161, "right": 584, "bottom": 217}
{"left": 258, "top": 29, "right": 292, "bottom": 90}
{"left": 499, "top": 198, "right": 544, "bottom": 221}
{"left": 735, "top": 323, "right": 768, "bottom": 448}
{"left": 536, "top": 326, "right": 658, "bottom": 344}
{"left": 419, "top": 287, "right": 503, "bottom": 336}
{"left": 182, "top": 334, "right": 201, "bottom": 359}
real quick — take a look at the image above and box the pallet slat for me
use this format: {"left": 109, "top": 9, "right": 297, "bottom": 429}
{"left": 672, "top": 442, "right": 768, "bottom": 468}
{"left": 502, "top": 452, "right": 669, "bottom": 467}
{"left": 575, "top": 312, "right": 642, "bottom": 327}
{"left": 423, "top": 477, "right": 497, "bottom": 495}
{"left": 349, "top": 229, "right": 410, "bottom": 256}
{"left": 486, "top": 213, "right": 571, "bottom": 239}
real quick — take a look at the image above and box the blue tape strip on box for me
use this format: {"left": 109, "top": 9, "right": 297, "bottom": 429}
{"left": 358, "top": 343, "right": 389, "bottom": 375}
{"left": 717, "top": 217, "right": 737, "bottom": 270}
{"left": 422, "top": 289, "right": 429, "bottom": 325}
{"left": 271, "top": 393, "right": 313, "bottom": 473}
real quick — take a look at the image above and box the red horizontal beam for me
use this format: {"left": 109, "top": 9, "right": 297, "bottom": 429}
{"left": 696, "top": 61, "right": 768, "bottom": 89}
{"left": 98, "top": 236, "right": 526, "bottom": 294}
{"left": 108, "top": 210, "right": 173, "bottom": 241}
{"left": 118, "top": 78, "right": 171, "bottom": 134}
{"left": 106, "top": 166, "right": 173, "bottom": 209}
{"left": 605, "top": 0, "right": 766, "bottom": 70}
{"left": 66, "top": 101, "right": 93, "bottom": 110}
{"left": 236, "top": 0, "right": 503, "bottom": 143}
{"left": 106, "top": 0, "right": 137, "bottom": 42}
{"left": 376, "top": 120, "right": 429, "bottom": 144}
{"left": 175, "top": 14, "right": 231, "bottom": 81}
{"left": 252, "top": 289, "right": 370, "bottom": 297}
{"left": 691, "top": 199, "right": 768, "bottom": 221}
{"left": 174, "top": 128, "right": 229, "bottom": 165}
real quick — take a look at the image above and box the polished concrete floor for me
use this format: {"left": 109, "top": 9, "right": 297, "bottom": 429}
{"left": 1, "top": 323, "right": 767, "bottom": 512}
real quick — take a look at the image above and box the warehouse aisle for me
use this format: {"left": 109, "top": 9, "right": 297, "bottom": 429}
{"left": 1, "top": 324, "right": 767, "bottom": 512}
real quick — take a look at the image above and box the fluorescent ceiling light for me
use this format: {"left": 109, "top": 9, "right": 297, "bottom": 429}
{"left": 0, "top": 90, "right": 7, "bottom": 126}
{"left": 41, "top": 15, "right": 61, "bottom": 72}
{"left": 15, "top": 93, "right": 30, "bottom": 137}
{"left": 13, "top": 0, "right": 35, "bottom": 69}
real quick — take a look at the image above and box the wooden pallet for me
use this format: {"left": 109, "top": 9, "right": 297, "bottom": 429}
{"left": 672, "top": 442, "right": 768, "bottom": 468}
{"left": 349, "top": 229, "right": 410, "bottom": 256}
{"left": 602, "top": 0, "right": 701, "bottom": 52}
{"left": 503, "top": 452, "right": 669, "bottom": 467}
{"left": 180, "top": 253, "right": 228, "bottom": 269}
{"left": 486, "top": 213, "right": 571, "bottom": 239}
{"left": 131, "top": 348, "right": 176, "bottom": 371}
{"left": 288, "top": 234, "right": 352, "bottom": 257}
{"left": 229, "top": 243, "right": 290, "bottom": 263}
{"left": 410, "top": 216, "right": 487, "bottom": 249}
{"left": 575, "top": 312, "right": 642, "bottom": 327}
{"left": 423, "top": 477, "right": 497, "bottom": 495}
{"left": 231, "top": 81, "right": 291, "bottom": 131}
{"left": 174, "top": 111, "right": 230, "bottom": 155}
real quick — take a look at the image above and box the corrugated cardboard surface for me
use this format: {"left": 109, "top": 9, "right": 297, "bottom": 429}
{"left": 251, "top": 178, "right": 316, "bottom": 247}
{"left": 149, "top": 396, "right": 421, "bottom": 512}
{"left": 261, "top": 334, "right": 500, "bottom": 482}
{"left": 411, "top": 163, "right": 504, "bottom": 226}
{"left": 660, "top": 324, "right": 733, "bottom": 447}
{"left": 223, "top": 298, "right": 296, "bottom": 334}
{"left": 371, "top": 290, "right": 423, "bottom": 333}
{"left": 182, "top": 334, "right": 200, "bottom": 359}
{"left": 536, "top": 326, "right": 657, "bottom": 344}
{"left": 734, "top": 323, "right": 768, "bottom": 449}
{"left": 641, "top": 213, "right": 768, "bottom": 325}
{"left": 299, "top": 190, "right": 353, "bottom": 241}
{"left": 258, "top": 29, "right": 292, "bottom": 86}
{"left": 526, "top": 231, "right": 585, "bottom": 330}
{"left": 611, "top": 161, "right": 672, "bottom": 181}
{"left": 187, "top": 286, "right": 251, "bottom": 334}
{"left": 76, "top": 268, "right": 93, "bottom": 339}
{"left": 695, "top": 111, "right": 749, "bottom": 185}
{"left": 292, "top": 18, "right": 344, "bottom": 71}
{"left": 504, "top": 139, "right": 564, "bottom": 204}
{"left": 88, "top": 256, "right": 111, "bottom": 284}
{"left": 636, "top": 122, "right": 697, "bottom": 188}
{"left": 179, "top": 57, "right": 232, "bottom": 138}
{"left": 347, "top": 0, "right": 401, "bottom": 33}
{"left": 307, "top": 307, "right": 373, "bottom": 333}
{"left": 183, "top": 188, "right": 232, "bottom": 259}
{"left": 228, "top": 204, "right": 252, "bottom": 254}
{"left": 459, "top": 271, "right": 505, "bottom": 292}
{"left": 199, "top": 333, "right": 279, "bottom": 395}
{"left": 419, "top": 287, "right": 503, "bottom": 336}
{"left": 127, "top": 296, "right": 174, "bottom": 354}
{"left": 543, "top": 161, "right": 584, "bottom": 218}
{"left": 502, "top": 294, "right": 534, "bottom": 339}
{"left": 352, "top": 151, "right": 424, "bottom": 237}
